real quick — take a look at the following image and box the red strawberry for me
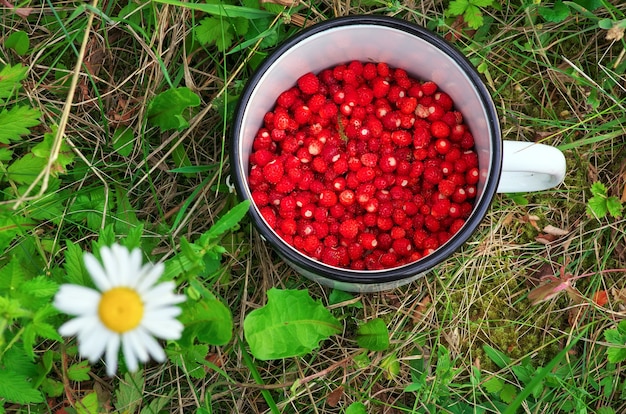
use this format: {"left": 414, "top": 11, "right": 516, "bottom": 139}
{"left": 297, "top": 72, "right": 320, "bottom": 95}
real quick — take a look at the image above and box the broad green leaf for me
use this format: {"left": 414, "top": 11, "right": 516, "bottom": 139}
{"left": 328, "top": 289, "right": 361, "bottom": 307}
{"left": 482, "top": 344, "right": 511, "bottom": 369}
{"left": 345, "top": 402, "right": 367, "bottom": 414}
{"left": 591, "top": 181, "right": 608, "bottom": 197}
{"left": 76, "top": 392, "right": 99, "bottom": 414}
{"left": 472, "top": 0, "right": 493, "bottom": 6}
{"left": 0, "top": 64, "right": 28, "bottom": 99}
{"left": 356, "top": 318, "right": 389, "bottom": 351}
{"left": 539, "top": 0, "right": 570, "bottom": 23}
{"left": 166, "top": 344, "right": 209, "bottom": 379}
{"left": 570, "top": 0, "right": 602, "bottom": 11}
{"left": 598, "top": 18, "right": 615, "bottom": 30}
{"left": 7, "top": 153, "right": 46, "bottom": 184}
{"left": 606, "top": 197, "right": 623, "bottom": 218}
{"left": 0, "top": 105, "right": 41, "bottom": 144}
{"left": 112, "top": 127, "right": 135, "bottom": 157}
{"left": 447, "top": 0, "right": 469, "bottom": 16}
{"left": 0, "top": 371, "right": 44, "bottom": 404}
{"left": 5, "top": 31, "right": 30, "bottom": 56}
{"left": 464, "top": 4, "right": 485, "bottom": 29}
{"left": 179, "top": 299, "right": 233, "bottom": 346}
{"left": 114, "top": 370, "right": 145, "bottom": 413}
{"left": 243, "top": 288, "right": 342, "bottom": 360}
{"left": 607, "top": 347, "right": 626, "bottom": 364}
{"left": 0, "top": 256, "right": 26, "bottom": 292}
{"left": 147, "top": 87, "right": 201, "bottom": 131}
{"left": 63, "top": 241, "right": 90, "bottom": 286}
{"left": 483, "top": 377, "right": 504, "bottom": 394}
{"left": 18, "top": 276, "right": 58, "bottom": 298}
{"left": 587, "top": 196, "right": 608, "bottom": 218}
{"left": 380, "top": 352, "right": 400, "bottom": 380}
{"left": 499, "top": 383, "right": 518, "bottom": 404}
{"left": 68, "top": 360, "right": 91, "bottom": 381}
{"left": 202, "top": 200, "right": 250, "bottom": 241}
{"left": 32, "top": 126, "right": 75, "bottom": 175}
{"left": 195, "top": 17, "right": 235, "bottom": 51}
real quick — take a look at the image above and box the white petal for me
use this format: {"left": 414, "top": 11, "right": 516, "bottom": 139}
{"left": 112, "top": 244, "right": 134, "bottom": 285}
{"left": 127, "top": 330, "right": 149, "bottom": 363}
{"left": 136, "top": 327, "right": 166, "bottom": 362}
{"left": 58, "top": 315, "right": 98, "bottom": 337}
{"left": 142, "top": 282, "right": 186, "bottom": 309}
{"left": 105, "top": 334, "right": 121, "bottom": 377}
{"left": 100, "top": 246, "right": 121, "bottom": 286}
{"left": 126, "top": 248, "right": 144, "bottom": 287}
{"left": 54, "top": 285, "right": 100, "bottom": 315}
{"left": 84, "top": 253, "right": 111, "bottom": 291}
{"left": 135, "top": 263, "right": 165, "bottom": 294}
{"left": 121, "top": 332, "right": 139, "bottom": 372}
{"left": 141, "top": 315, "right": 183, "bottom": 340}
{"left": 144, "top": 306, "right": 182, "bottom": 320}
{"left": 78, "top": 324, "right": 110, "bottom": 363}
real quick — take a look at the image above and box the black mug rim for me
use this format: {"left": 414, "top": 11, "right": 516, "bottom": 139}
{"left": 231, "top": 15, "right": 502, "bottom": 285}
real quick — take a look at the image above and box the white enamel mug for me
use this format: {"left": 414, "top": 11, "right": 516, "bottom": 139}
{"left": 231, "top": 16, "right": 566, "bottom": 292}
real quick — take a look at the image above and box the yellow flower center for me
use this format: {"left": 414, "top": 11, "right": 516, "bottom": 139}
{"left": 98, "top": 287, "right": 144, "bottom": 333}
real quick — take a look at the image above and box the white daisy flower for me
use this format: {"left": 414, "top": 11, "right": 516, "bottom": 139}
{"left": 54, "top": 243, "right": 186, "bottom": 376}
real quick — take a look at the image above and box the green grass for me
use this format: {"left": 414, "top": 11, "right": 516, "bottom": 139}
{"left": 1, "top": 0, "right": 626, "bottom": 413}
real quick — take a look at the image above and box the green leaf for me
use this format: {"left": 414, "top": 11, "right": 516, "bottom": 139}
{"left": 243, "top": 288, "right": 342, "bottom": 360}
{"left": 0, "top": 214, "right": 34, "bottom": 252}
{"left": 483, "top": 377, "right": 504, "bottom": 394}
{"left": 32, "top": 126, "right": 75, "bottom": 175}
{"left": 0, "top": 256, "right": 26, "bottom": 292}
{"left": 571, "top": 0, "right": 602, "bottom": 11}
{"left": 499, "top": 383, "right": 518, "bottom": 404}
{"left": 179, "top": 298, "right": 233, "bottom": 346}
{"left": 112, "top": 127, "right": 135, "bottom": 157}
{"left": 606, "top": 197, "right": 623, "bottom": 218}
{"left": 591, "top": 181, "right": 608, "bottom": 197}
{"left": 588, "top": 196, "right": 608, "bottom": 218}
{"left": 598, "top": 18, "right": 615, "bottom": 30}
{"left": 345, "top": 402, "right": 367, "bottom": 414}
{"left": 166, "top": 344, "right": 209, "bottom": 379}
{"left": 7, "top": 153, "right": 46, "bottom": 185}
{"left": 202, "top": 200, "right": 250, "bottom": 241}
{"left": 540, "top": 0, "right": 571, "bottom": 23}
{"left": 195, "top": 17, "right": 235, "bottom": 51}
{"left": 0, "top": 105, "right": 41, "bottom": 144}
{"left": 0, "top": 371, "right": 44, "bottom": 404}
{"left": 63, "top": 241, "right": 90, "bottom": 286}
{"left": 482, "top": 345, "right": 511, "bottom": 369}
{"left": 464, "top": 4, "right": 485, "bottom": 29}
{"left": 18, "top": 276, "right": 58, "bottom": 298}
{"left": 68, "top": 360, "right": 91, "bottom": 381}
{"left": 147, "top": 87, "right": 201, "bottom": 131}
{"left": 5, "top": 31, "right": 30, "bottom": 56}
{"left": 328, "top": 289, "right": 361, "bottom": 307}
{"left": 447, "top": 0, "right": 469, "bottom": 16}
{"left": 114, "top": 370, "right": 145, "bottom": 413}
{"left": 471, "top": 0, "right": 493, "bottom": 6}
{"left": 76, "top": 391, "right": 99, "bottom": 414}
{"left": 0, "top": 64, "right": 28, "bottom": 100}
{"left": 356, "top": 318, "right": 389, "bottom": 351}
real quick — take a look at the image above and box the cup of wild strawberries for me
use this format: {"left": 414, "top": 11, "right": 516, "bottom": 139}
{"left": 230, "top": 15, "right": 566, "bottom": 292}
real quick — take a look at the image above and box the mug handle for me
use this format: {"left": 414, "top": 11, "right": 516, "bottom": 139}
{"left": 497, "top": 140, "right": 567, "bottom": 193}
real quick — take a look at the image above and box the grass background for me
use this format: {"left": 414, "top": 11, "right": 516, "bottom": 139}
{"left": 1, "top": 0, "right": 626, "bottom": 413}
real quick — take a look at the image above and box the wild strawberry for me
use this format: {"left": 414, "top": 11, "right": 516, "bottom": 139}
{"left": 275, "top": 177, "right": 296, "bottom": 194}
{"left": 427, "top": 104, "right": 445, "bottom": 121}
{"left": 451, "top": 187, "right": 467, "bottom": 203}
{"left": 460, "top": 132, "right": 475, "bottom": 149}
{"left": 356, "top": 166, "right": 376, "bottom": 182}
{"left": 392, "top": 238, "right": 412, "bottom": 256}
{"left": 397, "top": 96, "right": 417, "bottom": 114}
{"left": 377, "top": 216, "right": 394, "bottom": 231}
{"left": 360, "top": 152, "right": 378, "bottom": 167}
{"left": 424, "top": 215, "right": 440, "bottom": 232}
{"left": 450, "top": 219, "right": 465, "bottom": 234}
{"left": 448, "top": 203, "right": 462, "bottom": 219}
{"left": 338, "top": 189, "right": 355, "bottom": 206}
{"left": 363, "top": 62, "right": 378, "bottom": 80}
{"left": 307, "top": 94, "right": 326, "bottom": 112}
{"left": 434, "top": 92, "right": 453, "bottom": 111}
{"left": 435, "top": 138, "right": 451, "bottom": 155}
{"left": 423, "top": 166, "right": 443, "bottom": 185}
{"left": 465, "top": 185, "right": 477, "bottom": 199}
{"left": 391, "top": 130, "right": 412, "bottom": 147}
{"left": 263, "top": 160, "right": 284, "bottom": 184}
{"left": 318, "top": 190, "right": 338, "bottom": 207}
{"left": 277, "top": 88, "right": 298, "bottom": 108}
{"left": 362, "top": 198, "right": 379, "bottom": 213}
{"left": 297, "top": 72, "right": 320, "bottom": 95}
{"left": 312, "top": 221, "right": 329, "bottom": 238}
{"left": 358, "top": 232, "right": 378, "bottom": 250}
{"left": 466, "top": 167, "right": 479, "bottom": 185}
{"left": 280, "top": 218, "right": 298, "bottom": 235}
{"left": 387, "top": 85, "right": 406, "bottom": 103}
{"left": 408, "top": 83, "right": 423, "bottom": 98}
{"left": 293, "top": 105, "right": 312, "bottom": 124}
{"left": 259, "top": 206, "right": 277, "bottom": 228}
{"left": 438, "top": 179, "right": 456, "bottom": 197}
{"left": 431, "top": 199, "right": 451, "bottom": 220}
{"left": 302, "top": 234, "right": 321, "bottom": 254}
{"left": 339, "top": 219, "right": 360, "bottom": 239}
{"left": 415, "top": 104, "right": 430, "bottom": 119}
{"left": 421, "top": 81, "right": 438, "bottom": 96}
{"left": 431, "top": 121, "right": 450, "bottom": 139}
{"left": 380, "top": 252, "right": 398, "bottom": 268}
